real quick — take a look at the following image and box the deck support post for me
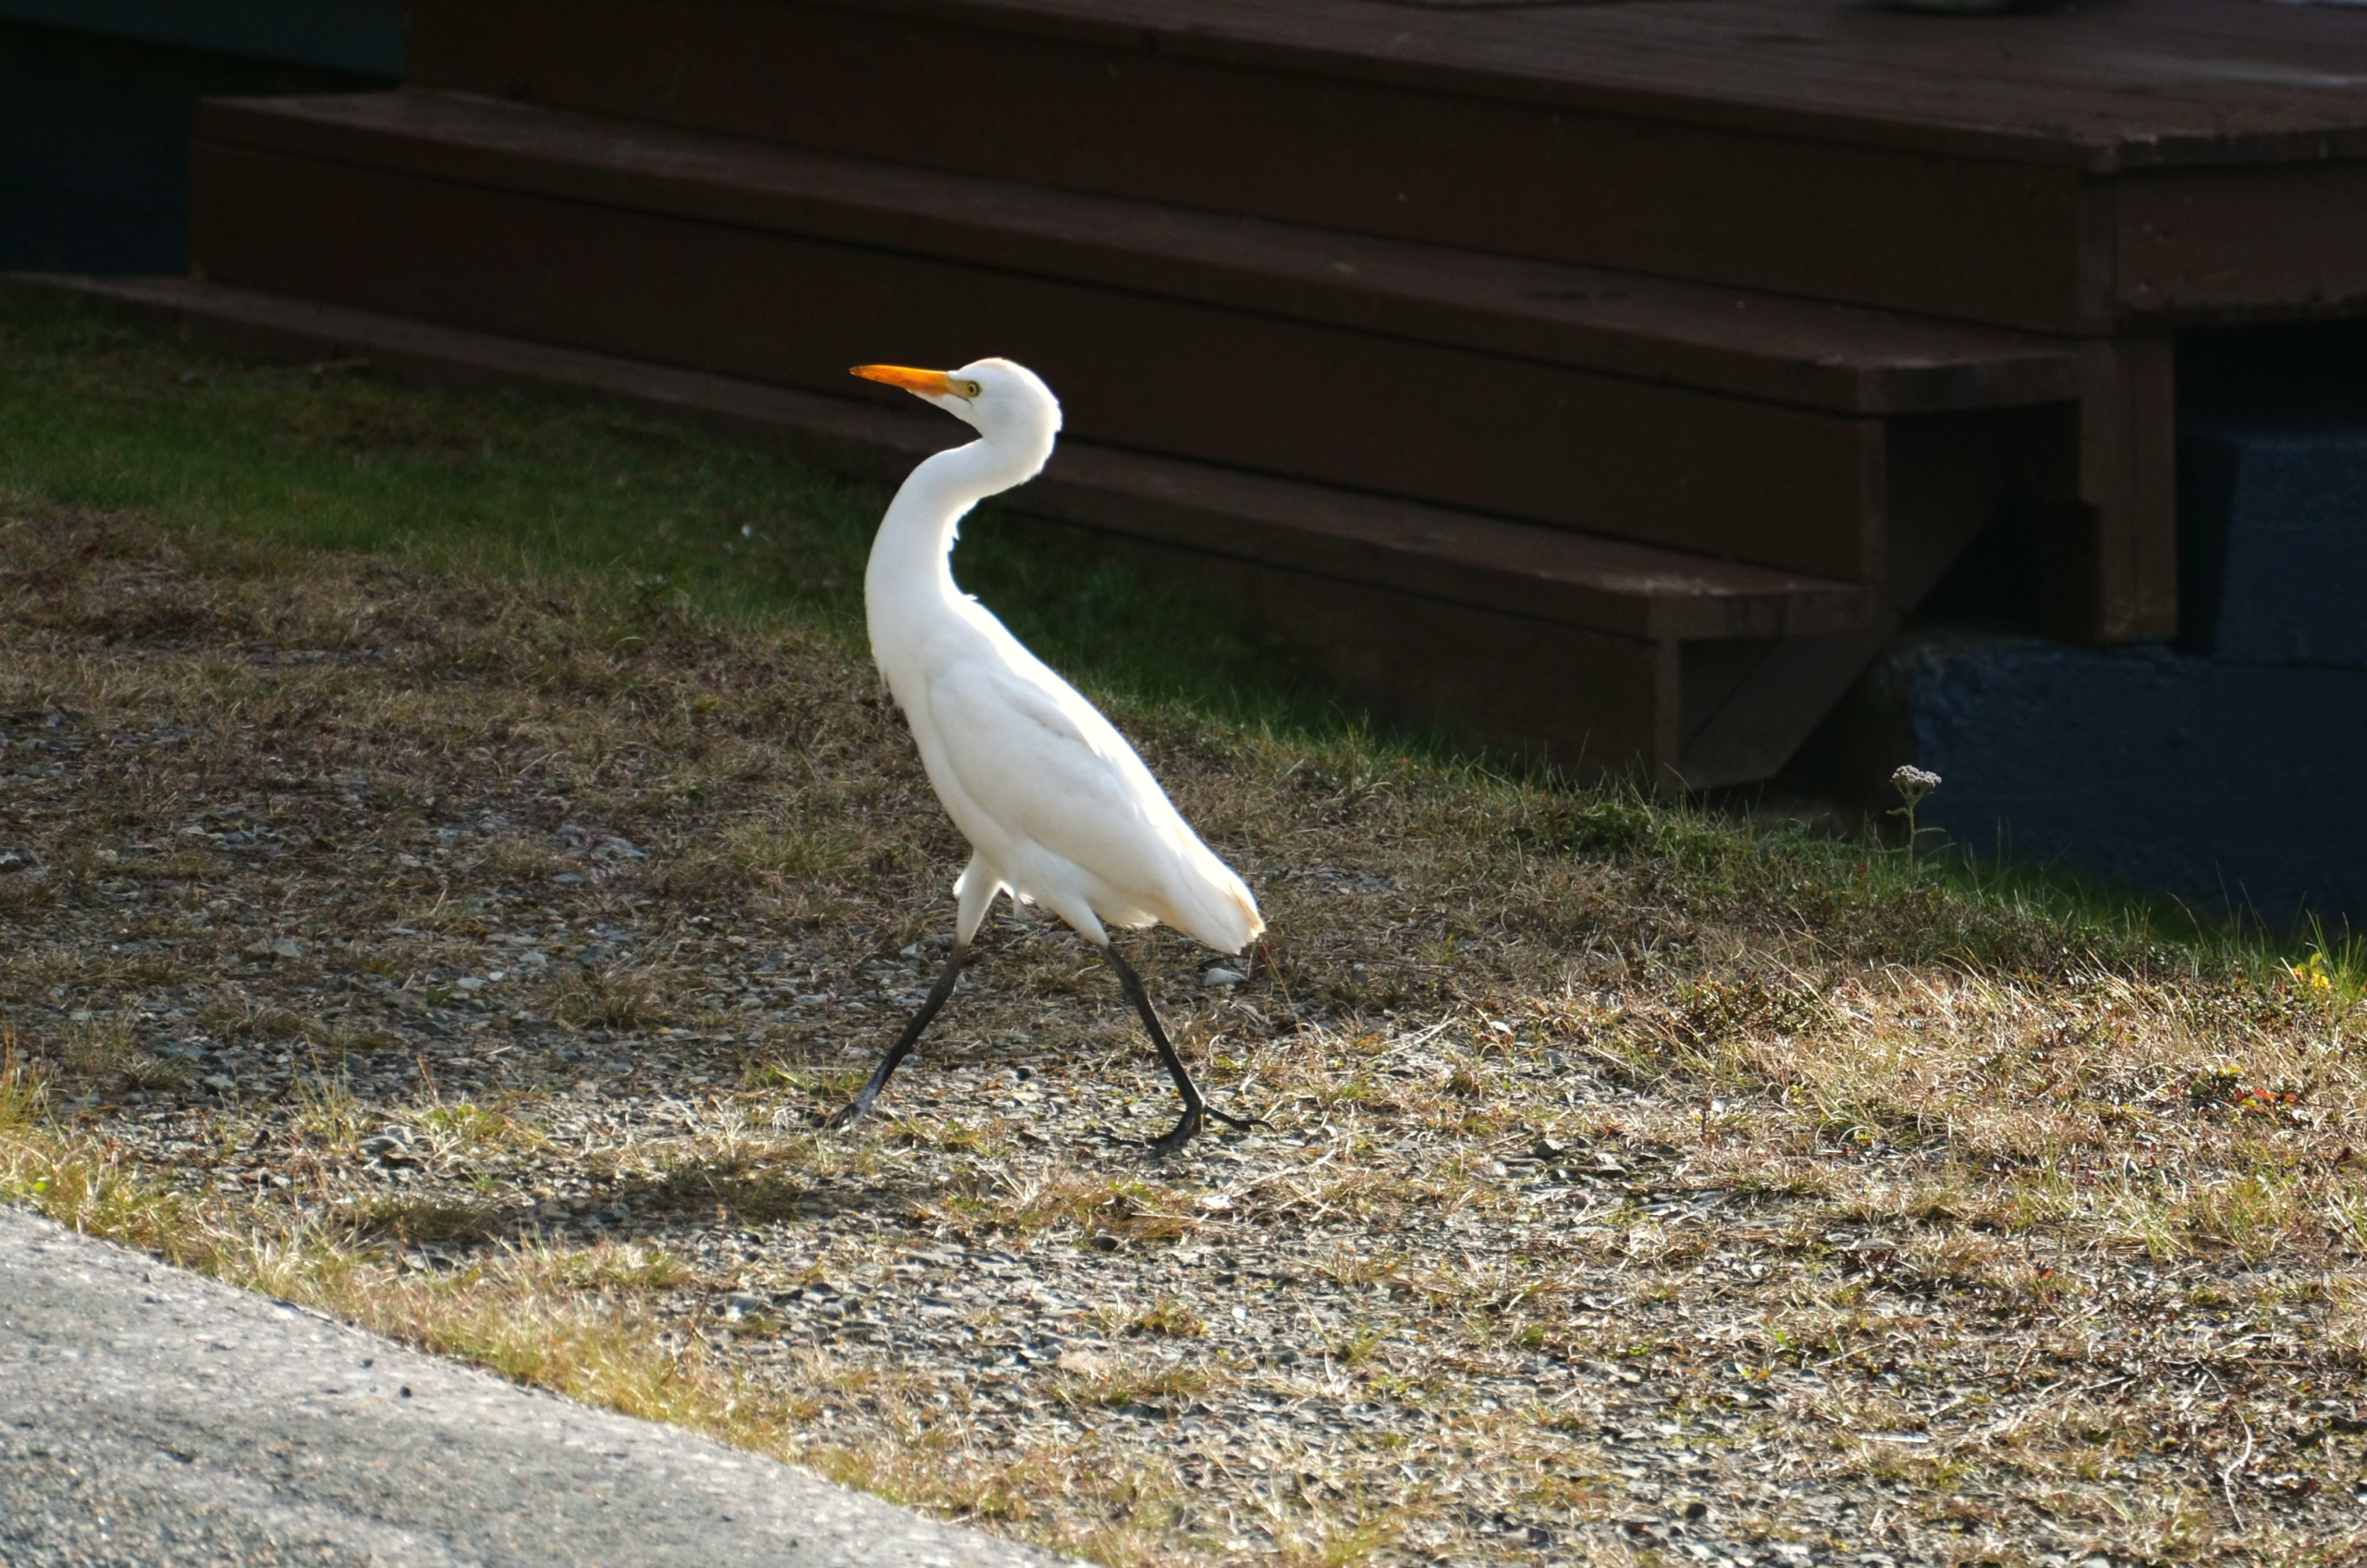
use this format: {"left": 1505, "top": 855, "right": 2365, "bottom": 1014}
{"left": 2052, "top": 333, "right": 2178, "bottom": 643}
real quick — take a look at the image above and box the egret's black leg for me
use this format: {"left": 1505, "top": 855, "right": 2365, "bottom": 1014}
{"left": 1103, "top": 944, "right": 1264, "bottom": 1157}
{"left": 825, "top": 940, "right": 968, "bottom": 1130}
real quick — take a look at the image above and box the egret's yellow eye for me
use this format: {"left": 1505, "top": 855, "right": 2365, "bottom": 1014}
{"left": 958, "top": 379, "right": 983, "bottom": 398}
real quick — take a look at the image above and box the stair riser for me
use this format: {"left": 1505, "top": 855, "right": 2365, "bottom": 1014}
{"left": 405, "top": 0, "right": 2096, "bottom": 334}
{"left": 192, "top": 142, "right": 1887, "bottom": 581}
{"left": 1013, "top": 515, "right": 1678, "bottom": 780}
{"left": 193, "top": 93, "right": 2085, "bottom": 420}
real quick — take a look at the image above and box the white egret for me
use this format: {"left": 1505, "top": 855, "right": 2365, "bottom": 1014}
{"left": 830, "top": 358, "right": 1265, "bottom": 1156}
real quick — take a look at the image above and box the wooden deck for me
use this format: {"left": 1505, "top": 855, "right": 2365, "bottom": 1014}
{"left": 141, "top": 0, "right": 2367, "bottom": 783}
{"left": 404, "top": 0, "right": 2367, "bottom": 330}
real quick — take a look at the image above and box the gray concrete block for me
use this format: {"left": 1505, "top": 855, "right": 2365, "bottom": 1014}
{"left": 1803, "top": 630, "right": 2367, "bottom": 928}
{"left": 2180, "top": 417, "right": 2367, "bottom": 668}
{"left": 0, "top": 18, "right": 388, "bottom": 275}
{"left": 0, "top": 0, "right": 400, "bottom": 75}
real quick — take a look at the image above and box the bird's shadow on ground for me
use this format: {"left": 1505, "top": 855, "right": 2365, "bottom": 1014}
{"left": 350, "top": 1113, "right": 1174, "bottom": 1269}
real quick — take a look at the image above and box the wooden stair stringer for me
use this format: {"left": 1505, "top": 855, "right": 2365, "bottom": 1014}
{"left": 1674, "top": 408, "right": 2070, "bottom": 789}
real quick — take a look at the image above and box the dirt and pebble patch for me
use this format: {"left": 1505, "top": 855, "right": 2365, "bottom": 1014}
{"left": 2, "top": 508, "right": 2363, "bottom": 1568}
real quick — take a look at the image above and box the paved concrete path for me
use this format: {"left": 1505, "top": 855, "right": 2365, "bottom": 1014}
{"left": 0, "top": 1206, "right": 1067, "bottom": 1567}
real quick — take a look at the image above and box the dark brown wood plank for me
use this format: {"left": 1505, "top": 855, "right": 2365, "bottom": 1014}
{"left": 1045, "top": 446, "right": 1877, "bottom": 642}
{"left": 405, "top": 0, "right": 2107, "bottom": 330}
{"left": 411, "top": 0, "right": 2367, "bottom": 169}
{"left": 2119, "top": 161, "right": 2367, "bottom": 325}
{"left": 198, "top": 92, "right": 2079, "bottom": 414}
{"left": 9, "top": 272, "right": 1873, "bottom": 644}
{"left": 189, "top": 141, "right": 1890, "bottom": 579}
{"left": 2055, "top": 335, "right": 2178, "bottom": 643}
{"left": 1015, "top": 521, "right": 1682, "bottom": 780}
{"left": 1020, "top": 0, "right": 2367, "bottom": 167}
{"left": 1677, "top": 628, "right": 1883, "bottom": 791}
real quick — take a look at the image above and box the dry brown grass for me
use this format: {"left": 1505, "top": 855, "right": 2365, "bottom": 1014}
{"left": 1, "top": 501, "right": 2363, "bottom": 1568}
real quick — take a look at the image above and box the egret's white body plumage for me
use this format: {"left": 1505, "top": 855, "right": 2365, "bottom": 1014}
{"left": 828, "top": 356, "right": 1263, "bottom": 1154}
{"left": 862, "top": 358, "right": 1262, "bottom": 957}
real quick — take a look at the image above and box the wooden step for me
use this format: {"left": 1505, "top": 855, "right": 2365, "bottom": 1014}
{"left": 404, "top": 0, "right": 2367, "bottom": 336}
{"left": 12, "top": 272, "right": 1870, "bottom": 643}
{"left": 4, "top": 271, "right": 1883, "bottom": 782}
{"left": 192, "top": 92, "right": 2079, "bottom": 418}
{"left": 188, "top": 91, "right": 2075, "bottom": 582}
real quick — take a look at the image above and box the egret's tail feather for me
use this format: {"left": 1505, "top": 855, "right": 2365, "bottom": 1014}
{"left": 1169, "top": 862, "right": 1264, "bottom": 956}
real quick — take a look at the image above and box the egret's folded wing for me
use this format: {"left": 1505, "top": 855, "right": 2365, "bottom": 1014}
{"left": 926, "top": 653, "right": 1186, "bottom": 880}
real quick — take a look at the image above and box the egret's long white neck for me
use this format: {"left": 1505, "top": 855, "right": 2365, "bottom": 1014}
{"left": 865, "top": 425, "right": 1055, "bottom": 668}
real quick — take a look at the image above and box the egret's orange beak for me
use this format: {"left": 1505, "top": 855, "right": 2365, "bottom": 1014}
{"left": 852, "top": 364, "right": 955, "bottom": 396}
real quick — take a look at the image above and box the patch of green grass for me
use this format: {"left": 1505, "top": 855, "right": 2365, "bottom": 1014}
{"left": 0, "top": 289, "right": 1293, "bottom": 729}
{"left": 198, "top": 994, "right": 307, "bottom": 1044}
{"left": 411, "top": 1101, "right": 546, "bottom": 1156}
{"left": 554, "top": 1240, "right": 697, "bottom": 1292}
{"left": 356, "top": 1194, "right": 504, "bottom": 1245}
{"left": 544, "top": 965, "right": 673, "bottom": 1032}
{"left": 1056, "top": 1357, "right": 1212, "bottom": 1415}
{"left": 1124, "top": 1295, "right": 1208, "bottom": 1339}
{"left": 60, "top": 1021, "right": 181, "bottom": 1090}
{"left": 288, "top": 1076, "right": 370, "bottom": 1154}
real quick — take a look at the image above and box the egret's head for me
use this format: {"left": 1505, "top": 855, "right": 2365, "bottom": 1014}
{"left": 851, "top": 358, "right": 1061, "bottom": 445}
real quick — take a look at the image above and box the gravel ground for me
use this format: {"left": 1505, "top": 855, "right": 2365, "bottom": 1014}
{"left": 3, "top": 510, "right": 2363, "bottom": 1568}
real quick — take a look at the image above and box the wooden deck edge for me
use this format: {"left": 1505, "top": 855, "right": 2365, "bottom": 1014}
{"left": 405, "top": 0, "right": 2332, "bottom": 175}
{"left": 4, "top": 273, "right": 1874, "bottom": 646}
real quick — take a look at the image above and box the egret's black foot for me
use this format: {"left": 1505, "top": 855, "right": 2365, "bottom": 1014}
{"left": 821, "top": 1096, "right": 877, "bottom": 1132}
{"left": 1143, "top": 1102, "right": 1264, "bottom": 1157}
{"left": 1145, "top": 1106, "right": 1206, "bottom": 1158}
